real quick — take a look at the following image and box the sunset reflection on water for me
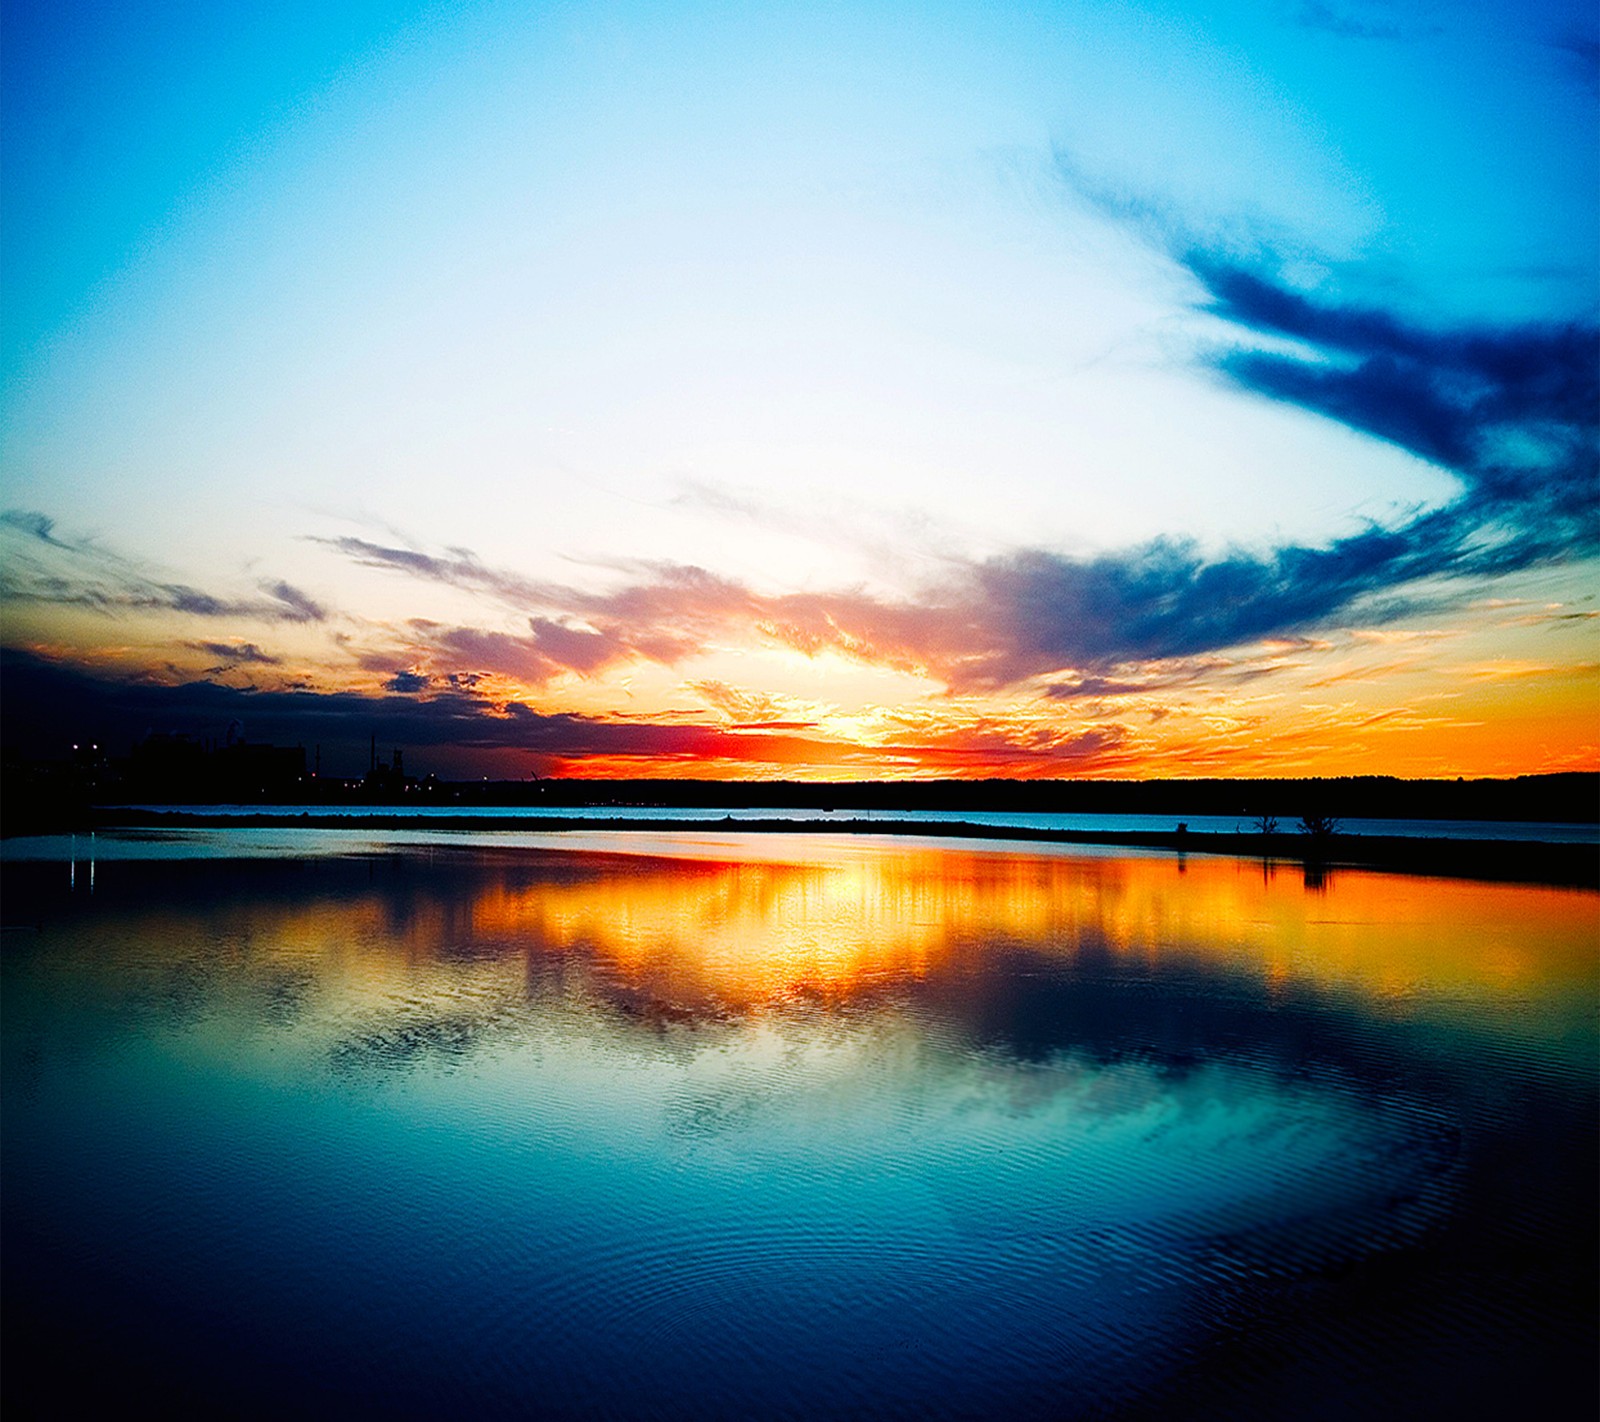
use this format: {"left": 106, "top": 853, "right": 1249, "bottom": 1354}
{"left": 453, "top": 841, "right": 1597, "bottom": 1012}
{"left": 47, "top": 834, "right": 1589, "bottom": 1031}
{"left": 4, "top": 832, "right": 1595, "bottom": 1420}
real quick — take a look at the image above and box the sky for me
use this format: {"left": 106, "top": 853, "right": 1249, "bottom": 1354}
{"left": 2, "top": 0, "right": 1596, "bottom": 781}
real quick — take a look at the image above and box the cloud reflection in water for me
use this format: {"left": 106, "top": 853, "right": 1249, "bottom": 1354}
{"left": 3, "top": 837, "right": 1594, "bottom": 1419}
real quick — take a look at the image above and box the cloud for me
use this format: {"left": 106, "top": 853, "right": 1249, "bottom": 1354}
{"left": 872, "top": 722, "right": 1133, "bottom": 771}
{"left": 186, "top": 641, "right": 283, "bottom": 669}
{"left": 526, "top": 617, "right": 621, "bottom": 675}
{"left": 1041, "top": 666, "right": 1225, "bottom": 700}
{"left": 325, "top": 545, "right": 754, "bottom": 680}
{"left": 319, "top": 240, "right": 1599, "bottom": 698}
{"left": 262, "top": 581, "right": 326, "bottom": 623}
{"left": 0, "top": 645, "right": 740, "bottom": 775}
{"left": 317, "top": 536, "right": 551, "bottom": 610}
{"left": 1185, "top": 252, "right": 1598, "bottom": 568}
{"left": 0, "top": 515, "right": 331, "bottom": 624}
{"left": 1049, "top": 160, "right": 1597, "bottom": 563}
{"left": 1, "top": 646, "right": 1142, "bottom": 780}
{"left": 1, "top": 509, "right": 74, "bottom": 547}
{"left": 307, "top": 207, "right": 1584, "bottom": 702}
{"left": 422, "top": 625, "right": 560, "bottom": 683}
{"left": 324, "top": 539, "right": 746, "bottom": 680}
{"left": 0, "top": 572, "right": 323, "bottom": 623}
{"left": 317, "top": 469, "right": 1575, "bottom": 697}
{"left": 19, "top": 210, "right": 1587, "bottom": 724}
{"left": 689, "top": 680, "right": 819, "bottom": 727}
{"left": 385, "top": 618, "right": 636, "bottom": 686}
{"left": 594, "top": 518, "right": 1457, "bottom": 690}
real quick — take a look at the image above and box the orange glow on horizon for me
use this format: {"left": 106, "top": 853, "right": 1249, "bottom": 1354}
{"left": 5, "top": 586, "right": 1596, "bottom": 781}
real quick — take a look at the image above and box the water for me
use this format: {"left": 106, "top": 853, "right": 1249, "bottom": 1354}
{"left": 4, "top": 831, "right": 1596, "bottom": 1418}
{"left": 115, "top": 802, "right": 1600, "bottom": 842}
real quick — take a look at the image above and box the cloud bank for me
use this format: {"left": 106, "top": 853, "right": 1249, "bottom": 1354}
{"left": 0, "top": 647, "right": 1132, "bottom": 779}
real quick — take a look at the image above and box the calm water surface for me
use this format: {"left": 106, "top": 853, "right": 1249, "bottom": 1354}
{"left": 117, "top": 802, "right": 1600, "bottom": 841}
{"left": 3, "top": 831, "right": 1596, "bottom": 1419}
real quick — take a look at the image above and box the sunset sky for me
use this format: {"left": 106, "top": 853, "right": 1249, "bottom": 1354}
{"left": 3, "top": 0, "right": 1596, "bottom": 780}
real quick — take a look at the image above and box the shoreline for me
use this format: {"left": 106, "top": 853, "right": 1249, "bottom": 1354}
{"left": 26, "top": 808, "right": 1598, "bottom": 889}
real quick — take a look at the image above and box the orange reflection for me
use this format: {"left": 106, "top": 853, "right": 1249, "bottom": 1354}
{"left": 447, "top": 841, "right": 1597, "bottom": 1018}
{"left": 75, "top": 840, "right": 1598, "bottom": 1034}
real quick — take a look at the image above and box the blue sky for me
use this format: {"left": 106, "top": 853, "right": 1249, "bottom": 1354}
{"left": 2, "top": 0, "right": 1595, "bottom": 778}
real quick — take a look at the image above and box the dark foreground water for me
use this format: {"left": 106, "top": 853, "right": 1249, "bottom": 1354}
{"left": 3, "top": 831, "right": 1596, "bottom": 1419}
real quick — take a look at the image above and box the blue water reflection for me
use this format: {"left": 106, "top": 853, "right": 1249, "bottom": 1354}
{"left": 94, "top": 802, "right": 1600, "bottom": 841}
{"left": 3, "top": 837, "right": 1595, "bottom": 1418}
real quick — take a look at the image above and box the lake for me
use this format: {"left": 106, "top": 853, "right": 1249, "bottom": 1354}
{"left": 114, "top": 802, "right": 1600, "bottom": 842}
{"left": 3, "top": 829, "right": 1595, "bottom": 1418}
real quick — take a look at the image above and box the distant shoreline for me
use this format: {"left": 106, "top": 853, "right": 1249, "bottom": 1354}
{"left": 41, "top": 808, "right": 1600, "bottom": 889}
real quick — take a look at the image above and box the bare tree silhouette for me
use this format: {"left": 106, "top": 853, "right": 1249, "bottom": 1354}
{"left": 1298, "top": 811, "right": 1341, "bottom": 844}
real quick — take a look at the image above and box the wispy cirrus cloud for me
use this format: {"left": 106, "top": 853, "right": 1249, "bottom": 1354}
{"left": 0, "top": 509, "right": 76, "bottom": 547}
{"left": 0, "top": 510, "right": 329, "bottom": 625}
{"left": 261, "top": 581, "right": 327, "bottom": 623}
{"left": 185, "top": 641, "right": 284, "bottom": 672}
{"left": 316, "top": 537, "right": 551, "bottom": 610}
{"left": 0, "top": 569, "right": 328, "bottom": 624}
